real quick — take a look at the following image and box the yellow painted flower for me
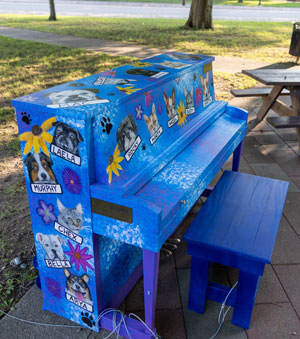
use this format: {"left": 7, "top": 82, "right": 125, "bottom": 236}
{"left": 106, "top": 145, "right": 124, "bottom": 184}
{"left": 20, "top": 117, "right": 56, "bottom": 156}
{"left": 132, "top": 62, "right": 152, "bottom": 68}
{"left": 116, "top": 86, "right": 142, "bottom": 95}
{"left": 177, "top": 101, "right": 187, "bottom": 127}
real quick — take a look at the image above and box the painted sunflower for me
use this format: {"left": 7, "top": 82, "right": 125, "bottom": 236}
{"left": 116, "top": 86, "right": 142, "bottom": 95}
{"left": 20, "top": 117, "right": 56, "bottom": 156}
{"left": 177, "top": 101, "right": 187, "bottom": 127}
{"left": 106, "top": 145, "right": 124, "bottom": 184}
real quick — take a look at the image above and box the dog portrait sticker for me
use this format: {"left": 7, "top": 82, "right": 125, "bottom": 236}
{"left": 163, "top": 89, "right": 179, "bottom": 128}
{"left": 25, "top": 152, "right": 62, "bottom": 194}
{"left": 50, "top": 122, "right": 83, "bottom": 166}
{"left": 143, "top": 103, "right": 163, "bottom": 145}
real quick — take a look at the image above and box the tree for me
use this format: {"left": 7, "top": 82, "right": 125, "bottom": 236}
{"left": 49, "top": 0, "right": 57, "bottom": 21}
{"left": 185, "top": 0, "right": 213, "bottom": 30}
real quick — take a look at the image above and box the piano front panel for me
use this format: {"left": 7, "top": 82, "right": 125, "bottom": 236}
{"left": 91, "top": 105, "right": 248, "bottom": 252}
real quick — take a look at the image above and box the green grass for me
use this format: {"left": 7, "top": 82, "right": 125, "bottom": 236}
{"left": 0, "top": 34, "right": 134, "bottom": 123}
{"left": 0, "top": 15, "right": 294, "bottom": 63}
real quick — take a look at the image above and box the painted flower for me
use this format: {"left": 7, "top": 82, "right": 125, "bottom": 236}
{"left": 101, "top": 69, "right": 116, "bottom": 77}
{"left": 175, "top": 78, "right": 181, "bottom": 84}
{"left": 135, "top": 104, "right": 143, "bottom": 120}
{"left": 19, "top": 117, "right": 56, "bottom": 156}
{"left": 144, "top": 90, "right": 153, "bottom": 107}
{"left": 177, "top": 101, "right": 187, "bottom": 127}
{"left": 116, "top": 86, "right": 141, "bottom": 95}
{"left": 195, "top": 84, "right": 202, "bottom": 106}
{"left": 45, "top": 277, "right": 62, "bottom": 299}
{"left": 132, "top": 61, "right": 152, "bottom": 68}
{"left": 65, "top": 241, "right": 94, "bottom": 272}
{"left": 36, "top": 200, "right": 57, "bottom": 225}
{"left": 106, "top": 145, "right": 124, "bottom": 184}
{"left": 62, "top": 167, "right": 82, "bottom": 194}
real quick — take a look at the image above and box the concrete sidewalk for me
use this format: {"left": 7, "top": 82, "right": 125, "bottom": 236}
{"left": 1, "top": 27, "right": 300, "bottom": 339}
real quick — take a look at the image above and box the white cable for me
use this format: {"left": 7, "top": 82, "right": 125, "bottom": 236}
{"left": 209, "top": 281, "right": 238, "bottom": 339}
{"left": 0, "top": 309, "right": 84, "bottom": 328}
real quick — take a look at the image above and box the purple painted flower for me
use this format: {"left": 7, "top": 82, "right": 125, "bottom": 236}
{"left": 145, "top": 90, "right": 153, "bottom": 107}
{"left": 36, "top": 200, "right": 57, "bottom": 225}
{"left": 62, "top": 168, "right": 82, "bottom": 194}
{"left": 65, "top": 240, "right": 94, "bottom": 272}
{"left": 175, "top": 78, "right": 180, "bottom": 84}
{"left": 45, "top": 277, "right": 62, "bottom": 299}
{"left": 135, "top": 104, "right": 143, "bottom": 120}
{"left": 195, "top": 84, "right": 202, "bottom": 107}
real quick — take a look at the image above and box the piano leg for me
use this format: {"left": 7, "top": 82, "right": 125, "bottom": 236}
{"left": 143, "top": 249, "right": 160, "bottom": 330}
{"left": 232, "top": 140, "right": 244, "bottom": 172}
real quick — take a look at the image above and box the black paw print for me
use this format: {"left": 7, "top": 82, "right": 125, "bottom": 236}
{"left": 21, "top": 112, "right": 32, "bottom": 125}
{"left": 81, "top": 312, "right": 96, "bottom": 328}
{"left": 101, "top": 117, "right": 113, "bottom": 135}
{"left": 142, "top": 143, "right": 146, "bottom": 151}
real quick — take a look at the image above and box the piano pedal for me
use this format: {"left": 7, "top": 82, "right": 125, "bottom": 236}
{"left": 161, "top": 247, "right": 173, "bottom": 257}
{"left": 166, "top": 238, "right": 181, "bottom": 245}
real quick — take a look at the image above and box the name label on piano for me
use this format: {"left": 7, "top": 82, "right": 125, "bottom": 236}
{"left": 185, "top": 107, "right": 195, "bottom": 116}
{"left": 54, "top": 222, "right": 83, "bottom": 244}
{"left": 31, "top": 183, "right": 62, "bottom": 194}
{"left": 65, "top": 291, "right": 93, "bottom": 312}
{"left": 125, "top": 136, "right": 141, "bottom": 162}
{"left": 150, "top": 126, "right": 163, "bottom": 145}
{"left": 50, "top": 144, "right": 81, "bottom": 166}
{"left": 203, "top": 96, "right": 212, "bottom": 108}
{"left": 168, "top": 115, "right": 179, "bottom": 128}
{"left": 45, "top": 259, "right": 71, "bottom": 269}
{"left": 151, "top": 72, "right": 169, "bottom": 79}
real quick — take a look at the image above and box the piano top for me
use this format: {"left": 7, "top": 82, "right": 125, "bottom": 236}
{"left": 12, "top": 52, "right": 214, "bottom": 119}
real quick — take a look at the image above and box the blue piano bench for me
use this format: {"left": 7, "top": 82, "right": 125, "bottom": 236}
{"left": 183, "top": 170, "right": 289, "bottom": 329}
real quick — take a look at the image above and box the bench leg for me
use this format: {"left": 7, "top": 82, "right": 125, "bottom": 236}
{"left": 188, "top": 257, "right": 210, "bottom": 314}
{"left": 232, "top": 140, "right": 243, "bottom": 172}
{"left": 232, "top": 271, "right": 261, "bottom": 329}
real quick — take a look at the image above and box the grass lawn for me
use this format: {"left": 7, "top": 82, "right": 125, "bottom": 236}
{"left": 0, "top": 36, "right": 133, "bottom": 314}
{"left": 0, "top": 15, "right": 294, "bottom": 63}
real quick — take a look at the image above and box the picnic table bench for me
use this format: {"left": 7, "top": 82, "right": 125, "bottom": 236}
{"left": 231, "top": 69, "right": 300, "bottom": 146}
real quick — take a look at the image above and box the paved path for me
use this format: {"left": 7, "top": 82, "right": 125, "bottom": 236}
{"left": 1, "top": 26, "right": 300, "bottom": 339}
{"left": 0, "top": 26, "right": 271, "bottom": 73}
{"left": 1, "top": 0, "right": 300, "bottom": 21}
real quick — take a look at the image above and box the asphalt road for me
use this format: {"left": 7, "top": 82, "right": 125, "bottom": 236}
{"left": 0, "top": 0, "right": 299, "bottom": 21}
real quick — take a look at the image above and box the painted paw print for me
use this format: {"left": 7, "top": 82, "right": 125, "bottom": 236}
{"left": 21, "top": 112, "right": 32, "bottom": 125}
{"left": 101, "top": 117, "right": 113, "bottom": 135}
{"left": 81, "top": 312, "right": 96, "bottom": 328}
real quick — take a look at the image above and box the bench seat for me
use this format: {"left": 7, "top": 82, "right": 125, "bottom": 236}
{"left": 184, "top": 170, "right": 289, "bottom": 329}
{"left": 267, "top": 116, "right": 300, "bottom": 129}
{"left": 231, "top": 87, "right": 289, "bottom": 97}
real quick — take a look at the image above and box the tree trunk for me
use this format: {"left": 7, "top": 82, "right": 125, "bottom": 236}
{"left": 49, "top": 0, "right": 57, "bottom": 21}
{"left": 185, "top": 0, "right": 213, "bottom": 30}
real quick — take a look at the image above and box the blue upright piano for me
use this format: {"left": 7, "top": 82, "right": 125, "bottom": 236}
{"left": 12, "top": 52, "right": 247, "bottom": 338}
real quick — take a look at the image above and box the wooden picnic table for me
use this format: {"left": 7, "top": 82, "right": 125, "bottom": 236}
{"left": 242, "top": 68, "right": 300, "bottom": 145}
